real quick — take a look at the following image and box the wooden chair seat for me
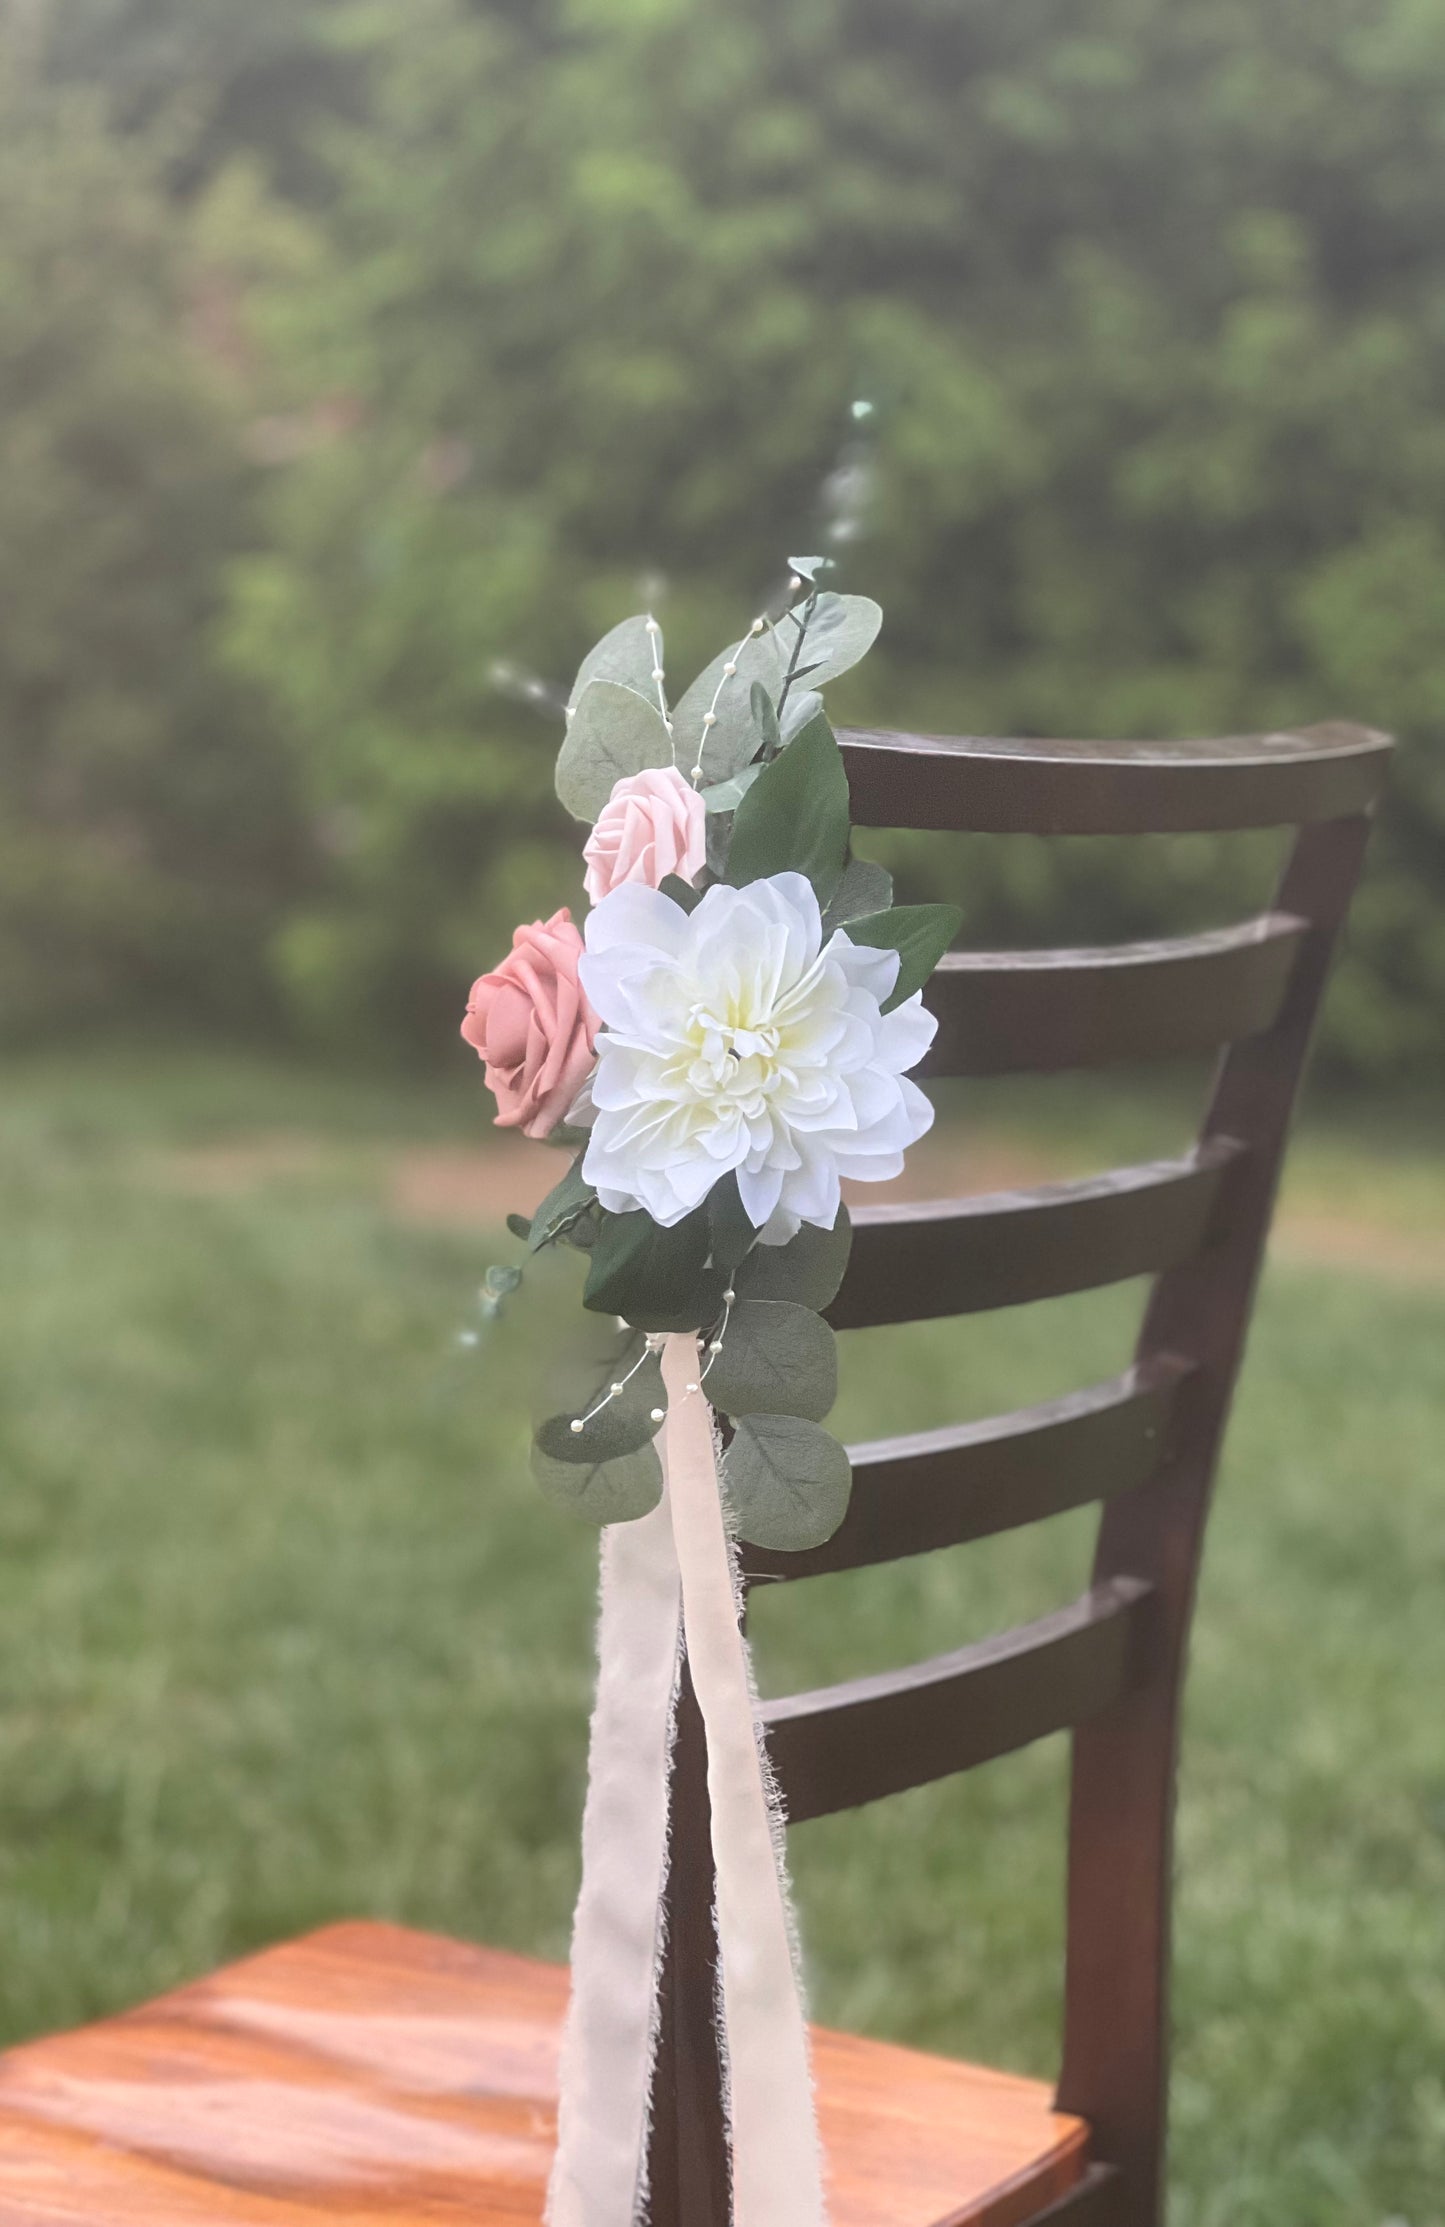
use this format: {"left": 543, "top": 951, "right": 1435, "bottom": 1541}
{"left": 0, "top": 1921, "right": 1088, "bottom": 2226}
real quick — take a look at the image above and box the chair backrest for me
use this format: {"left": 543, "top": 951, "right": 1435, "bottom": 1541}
{"left": 645, "top": 721, "right": 1391, "bottom": 2227}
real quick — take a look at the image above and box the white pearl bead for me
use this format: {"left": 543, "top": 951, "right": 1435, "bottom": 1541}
{"left": 650, "top": 1407, "right": 665, "bottom": 1423}
{"left": 570, "top": 1419, "right": 584, "bottom": 1434}
{"left": 702, "top": 712, "right": 717, "bottom": 727}
{"left": 724, "top": 661, "right": 737, "bottom": 676}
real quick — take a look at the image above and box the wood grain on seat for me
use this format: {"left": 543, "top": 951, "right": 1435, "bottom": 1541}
{"left": 0, "top": 1921, "right": 1088, "bottom": 2227}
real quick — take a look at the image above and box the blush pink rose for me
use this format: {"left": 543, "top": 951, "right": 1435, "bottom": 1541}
{"left": 461, "top": 909, "right": 598, "bottom": 1139}
{"left": 582, "top": 765, "right": 707, "bottom": 905}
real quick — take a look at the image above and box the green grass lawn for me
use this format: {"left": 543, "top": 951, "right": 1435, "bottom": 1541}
{"left": 1, "top": 1050, "right": 1442, "bottom": 2225}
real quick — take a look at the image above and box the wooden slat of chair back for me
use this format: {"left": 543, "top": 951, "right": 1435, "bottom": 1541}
{"left": 646, "top": 724, "right": 1389, "bottom": 2227}
{"left": 744, "top": 1355, "right": 1193, "bottom": 1584}
{"left": 829, "top": 1140, "right": 1241, "bottom": 1331}
{"left": 917, "top": 915, "right": 1307, "bottom": 1079}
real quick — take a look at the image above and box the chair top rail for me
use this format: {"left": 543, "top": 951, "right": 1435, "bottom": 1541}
{"left": 827, "top": 1138, "right": 1243, "bottom": 1330}
{"left": 761, "top": 1577, "right": 1155, "bottom": 1825}
{"left": 839, "top": 721, "right": 1390, "bottom": 835}
{"left": 918, "top": 911, "right": 1307, "bottom": 1078}
{"left": 742, "top": 1356, "right": 1194, "bottom": 1586}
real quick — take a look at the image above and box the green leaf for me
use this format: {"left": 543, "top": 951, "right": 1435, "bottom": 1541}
{"left": 484, "top": 1263, "right": 524, "bottom": 1299}
{"left": 528, "top": 1156, "right": 597, "bottom": 1251}
{"left": 584, "top": 1207, "right": 725, "bottom": 1331}
{"left": 704, "top": 807, "right": 734, "bottom": 879}
{"left": 786, "top": 555, "right": 832, "bottom": 583}
{"left": 673, "top": 627, "right": 783, "bottom": 785}
{"left": 724, "top": 711, "right": 850, "bottom": 904}
{"left": 532, "top": 1439, "right": 664, "bottom": 1526}
{"left": 798, "top": 593, "right": 883, "bottom": 687}
{"left": 700, "top": 763, "right": 763, "bottom": 814}
{"left": 534, "top": 1332, "right": 666, "bottom": 1463}
{"left": 821, "top": 856, "right": 894, "bottom": 932}
{"left": 705, "top": 1300, "right": 836, "bottom": 1422}
{"left": 659, "top": 872, "right": 702, "bottom": 913}
{"left": 780, "top": 688, "right": 823, "bottom": 743}
{"left": 843, "top": 903, "right": 963, "bottom": 1010}
{"left": 567, "top": 614, "right": 662, "bottom": 713}
{"left": 506, "top": 1212, "right": 533, "bottom": 1243}
{"left": 750, "top": 680, "right": 782, "bottom": 757}
{"left": 707, "top": 1172, "right": 757, "bottom": 1274}
{"left": 556, "top": 679, "right": 673, "bottom": 821}
{"left": 733, "top": 1207, "right": 852, "bottom": 1310}
{"left": 723, "top": 1414, "right": 852, "bottom": 1551}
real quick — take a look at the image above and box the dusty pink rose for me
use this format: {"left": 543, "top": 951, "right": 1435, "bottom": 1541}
{"left": 582, "top": 766, "right": 707, "bottom": 905}
{"left": 461, "top": 909, "right": 598, "bottom": 1138}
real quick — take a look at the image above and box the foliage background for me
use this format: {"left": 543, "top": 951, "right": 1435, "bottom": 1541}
{"left": 3, "top": 0, "right": 1443, "bottom": 1072}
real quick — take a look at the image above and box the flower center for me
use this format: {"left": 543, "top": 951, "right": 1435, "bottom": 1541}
{"left": 683, "top": 999, "right": 784, "bottom": 1101}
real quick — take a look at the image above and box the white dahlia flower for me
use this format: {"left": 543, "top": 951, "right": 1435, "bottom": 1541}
{"left": 577, "top": 872, "right": 936, "bottom": 1239}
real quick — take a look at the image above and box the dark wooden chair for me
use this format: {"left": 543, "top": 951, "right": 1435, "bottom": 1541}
{"left": 0, "top": 722, "right": 1388, "bottom": 2226}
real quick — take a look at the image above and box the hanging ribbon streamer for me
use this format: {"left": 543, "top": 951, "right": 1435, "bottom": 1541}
{"left": 547, "top": 1333, "right": 827, "bottom": 2227}
{"left": 548, "top": 1488, "right": 682, "bottom": 2227}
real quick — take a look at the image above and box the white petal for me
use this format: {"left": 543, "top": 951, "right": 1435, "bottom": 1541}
{"left": 778, "top": 1147, "right": 840, "bottom": 1230}
{"left": 737, "top": 1158, "right": 786, "bottom": 1229}
{"left": 875, "top": 991, "right": 938, "bottom": 1074}
{"left": 585, "top": 881, "right": 691, "bottom": 957}
{"left": 829, "top": 931, "right": 901, "bottom": 1006}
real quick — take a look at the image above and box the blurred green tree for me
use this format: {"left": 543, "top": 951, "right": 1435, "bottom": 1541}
{"left": 14, "top": 0, "right": 1445, "bottom": 1078}
{"left": 0, "top": 58, "right": 307, "bottom": 1044}
{"left": 36, "top": 0, "right": 363, "bottom": 197}
{"left": 222, "top": 0, "right": 1444, "bottom": 1074}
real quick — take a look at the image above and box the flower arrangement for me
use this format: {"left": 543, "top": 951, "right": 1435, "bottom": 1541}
{"left": 464, "top": 569, "right": 960, "bottom": 2227}
{"left": 464, "top": 564, "right": 960, "bottom": 1553}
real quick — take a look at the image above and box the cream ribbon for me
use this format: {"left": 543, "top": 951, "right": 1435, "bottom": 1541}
{"left": 547, "top": 1488, "right": 682, "bottom": 2227}
{"left": 546, "top": 1333, "right": 827, "bottom": 2227}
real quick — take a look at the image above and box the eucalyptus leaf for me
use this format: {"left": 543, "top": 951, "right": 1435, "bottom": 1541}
{"left": 723, "top": 1414, "right": 852, "bottom": 1551}
{"left": 706, "top": 1300, "right": 836, "bottom": 1422}
{"left": 484, "top": 1263, "right": 524, "bottom": 1299}
{"left": 672, "top": 627, "right": 784, "bottom": 785}
{"left": 786, "top": 555, "right": 832, "bottom": 583}
{"left": 734, "top": 1207, "right": 852, "bottom": 1311}
{"left": 584, "top": 1206, "right": 725, "bottom": 1331}
{"left": 534, "top": 1336, "right": 666, "bottom": 1464}
{"left": 843, "top": 902, "right": 963, "bottom": 1010}
{"left": 700, "top": 763, "right": 763, "bottom": 814}
{"left": 780, "top": 688, "right": 823, "bottom": 742}
{"left": 798, "top": 593, "right": 883, "bottom": 688}
{"left": 506, "top": 1212, "right": 533, "bottom": 1242}
{"left": 750, "top": 681, "right": 782, "bottom": 757}
{"left": 821, "top": 856, "right": 895, "bottom": 932}
{"left": 724, "top": 711, "right": 849, "bottom": 903}
{"left": 528, "top": 1156, "right": 597, "bottom": 1251}
{"left": 556, "top": 679, "right": 673, "bottom": 821}
{"left": 567, "top": 614, "right": 662, "bottom": 713}
{"left": 532, "top": 1438, "right": 664, "bottom": 1526}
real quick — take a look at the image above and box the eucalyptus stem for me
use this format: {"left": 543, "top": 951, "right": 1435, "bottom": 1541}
{"left": 774, "top": 585, "right": 819, "bottom": 721}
